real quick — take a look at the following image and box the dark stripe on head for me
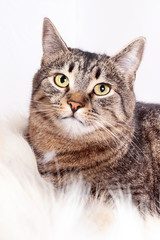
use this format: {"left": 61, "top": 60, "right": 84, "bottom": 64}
{"left": 95, "top": 68, "right": 101, "bottom": 79}
{"left": 83, "top": 51, "right": 99, "bottom": 72}
{"left": 68, "top": 62, "right": 75, "bottom": 72}
{"left": 115, "top": 91, "right": 130, "bottom": 119}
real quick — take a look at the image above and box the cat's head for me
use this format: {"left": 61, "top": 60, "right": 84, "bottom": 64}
{"left": 31, "top": 18, "right": 145, "bottom": 139}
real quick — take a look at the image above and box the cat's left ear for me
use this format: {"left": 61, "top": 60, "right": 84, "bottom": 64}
{"left": 111, "top": 37, "right": 146, "bottom": 84}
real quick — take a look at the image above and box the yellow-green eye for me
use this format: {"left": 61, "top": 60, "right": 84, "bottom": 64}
{"left": 54, "top": 74, "right": 69, "bottom": 88}
{"left": 94, "top": 83, "right": 111, "bottom": 96}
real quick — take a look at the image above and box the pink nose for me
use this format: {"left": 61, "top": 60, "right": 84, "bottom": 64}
{"left": 67, "top": 100, "right": 84, "bottom": 113}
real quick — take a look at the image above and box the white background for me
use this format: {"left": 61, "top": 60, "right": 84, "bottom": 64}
{"left": 0, "top": 0, "right": 160, "bottom": 115}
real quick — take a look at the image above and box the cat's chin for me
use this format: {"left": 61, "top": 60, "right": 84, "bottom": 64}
{"left": 60, "top": 117, "right": 95, "bottom": 138}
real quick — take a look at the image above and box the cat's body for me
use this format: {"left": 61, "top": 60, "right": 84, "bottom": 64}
{"left": 28, "top": 18, "right": 160, "bottom": 214}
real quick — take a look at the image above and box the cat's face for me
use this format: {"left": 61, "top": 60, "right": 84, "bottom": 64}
{"left": 31, "top": 18, "right": 145, "bottom": 139}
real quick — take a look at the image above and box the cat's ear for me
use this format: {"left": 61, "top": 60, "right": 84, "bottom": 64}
{"left": 42, "top": 18, "right": 68, "bottom": 56}
{"left": 111, "top": 37, "right": 146, "bottom": 84}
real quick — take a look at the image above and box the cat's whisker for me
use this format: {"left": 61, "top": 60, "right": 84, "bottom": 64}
{"left": 89, "top": 111, "right": 144, "bottom": 159}
{"left": 31, "top": 97, "right": 58, "bottom": 104}
{"left": 30, "top": 107, "right": 58, "bottom": 112}
{"left": 99, "top": 119, "right": 146, "bottom": 161}
{"left": 80, "top": 113, "right": 127, "bottom": 150}
{"left": 92, "top": 122, "right": 117, "bottom": 153}
{"left": 93, "top": 120, "right": 120, "bottom": 146}
{"left": 30, "top": 109, "right": 59, "bottom": 116}
{"left": 100, "top": 118, "right": 145, "bottom": 159}
{"left": 31, "top": 99, "right": 60, "bottom": 107}
{"left": 92, "top": 117, "right": 141, "bottom": 161}
{"left": 89, "top": 111, "right": 140, "bottom": 147}
{"left": 115, "top": 120, "right": 140, "bottom": 142}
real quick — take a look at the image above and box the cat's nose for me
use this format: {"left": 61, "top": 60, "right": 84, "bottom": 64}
{"left": 67, "top": 100, "right": 84, "bottom": 113}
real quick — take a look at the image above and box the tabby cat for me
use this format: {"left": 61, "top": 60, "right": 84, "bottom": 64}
{"left": 28, "top": 18, "right": 160, "bottom": 214}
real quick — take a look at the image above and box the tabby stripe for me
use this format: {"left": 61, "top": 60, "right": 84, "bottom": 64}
{"left": 30, "top": 142, "right": 42, "bottom": 158}
{"left": 114, "top": 90, "right": 130, "bottom": 118}
{"left": 32, "top": 84, "right": 41, "bottom": 96}
{"left": 32, "top": 76, "right": 46, "bottom": 96}
{"left": 82, "top": 52, "right": 98, "bottom": 72}
{"left": 32, "top": 107, "right": 54, "bottom": 125}
{"left": 95, "top": 68, "right": 101, "bottom": 79}
{"left": 90, "top": 63, "right": 98, "bottom": 72}
{"left": 104, "top": 108, "right": 120, "bottom": 122}
{"left": 36, "top": 96, "right": 47, "bottom": 102}
{"left": 68, "top": 62, "right": 75, "bottom": 72}
{"left": 40, "top": 158, "right": 109, "bottom": 177}
{"left": 55, "top": 146, "right": 107, "bottom": 158}
{"left": 39, "top": 170, "right": 55, "bottom": 176}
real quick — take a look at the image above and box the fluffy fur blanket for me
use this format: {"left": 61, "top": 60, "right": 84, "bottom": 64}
{"left": 0, "top": 114, "right": 159, "bottom": 240}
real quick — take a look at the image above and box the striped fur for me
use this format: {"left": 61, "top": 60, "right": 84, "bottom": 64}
{"left": 28, "top": 18, "right": 160, "bottom": 215}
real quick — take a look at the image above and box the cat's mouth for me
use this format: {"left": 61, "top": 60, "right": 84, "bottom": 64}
{"left": 61, "top": 116, "right": 84, "bottom": 125}
{"left": 60, "top": 115, "right": 95, "bottom": 136}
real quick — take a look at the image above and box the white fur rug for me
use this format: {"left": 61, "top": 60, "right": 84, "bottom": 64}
{"left": 0, "top": 113, "right": 160, "bottom": 240}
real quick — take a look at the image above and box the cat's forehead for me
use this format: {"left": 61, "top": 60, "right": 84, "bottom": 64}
{"left": 68, "top": 48, "right": 109, "bottom": 73}
{"left": 49, "top": 49, "right": 111, "bottom": 90}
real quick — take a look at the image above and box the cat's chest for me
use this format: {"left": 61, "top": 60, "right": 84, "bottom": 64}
{"left": 30, "top": 122, "right": 127, "bottom": 176}
{"left": 40, "top": 139, "right": 109, "bottom": 169}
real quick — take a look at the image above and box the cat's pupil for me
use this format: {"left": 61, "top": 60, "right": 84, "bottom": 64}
{"left": 60, "top": 75, "right": 66, "bottom": 83}
{"left": 100, "top": 85, "right": 105, "bottom": 92}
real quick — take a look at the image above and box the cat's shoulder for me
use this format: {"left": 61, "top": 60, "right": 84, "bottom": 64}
{"left": 135, "top": 102, "right": 160, "bottom": 128}
{"left": 135, "top": 102, "right": 160, "bottom": 114}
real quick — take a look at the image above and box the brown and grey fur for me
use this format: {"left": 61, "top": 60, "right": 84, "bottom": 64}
{"left": 27, "top": 18, "right": 160, "bottom": 214}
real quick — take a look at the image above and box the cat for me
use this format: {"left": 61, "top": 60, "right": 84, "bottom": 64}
{"left": 27, "top": 18, "right": 160, "bottom": 214}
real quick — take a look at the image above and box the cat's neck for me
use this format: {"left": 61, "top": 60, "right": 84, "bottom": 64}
{"left": 29, "top": 112, "right": 135, "bottom": 170}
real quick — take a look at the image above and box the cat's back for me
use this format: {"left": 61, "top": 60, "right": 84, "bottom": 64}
{"left": 135, "top": 102, "right": 160, "bottom": 162}
{"left": 135, "top": 102, "right": 160, "bottom": 129}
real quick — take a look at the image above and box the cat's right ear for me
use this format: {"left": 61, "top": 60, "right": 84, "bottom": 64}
{"left": 42, "top": 18, "right": 68, "bottom": 56}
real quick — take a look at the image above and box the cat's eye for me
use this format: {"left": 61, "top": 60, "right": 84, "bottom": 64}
{"left": 54, "top": 74, "right": 69, "bottom": 88}
{"left": 94, "top": 83, "right": 111, "bottom": 96}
